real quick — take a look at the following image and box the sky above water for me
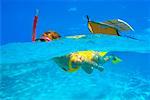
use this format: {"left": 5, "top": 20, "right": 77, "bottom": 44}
{"left": 1, "top": 0, "right": 150, "bottom": 45}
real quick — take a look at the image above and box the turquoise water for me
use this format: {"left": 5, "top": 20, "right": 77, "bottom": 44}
{"left": 1, "top": 34, "right": 150, "bottom": 100}
{"left": 1, "top": 0, "right": 150, "bottom": 99}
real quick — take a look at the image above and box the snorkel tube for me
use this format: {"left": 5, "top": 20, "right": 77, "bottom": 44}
{"left": 32, "top": 9, "right": 39, "bottom": 41}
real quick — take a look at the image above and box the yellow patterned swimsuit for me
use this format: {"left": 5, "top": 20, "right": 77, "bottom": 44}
{"left": 68, "top": 50, "right": 107, "bottom": 72}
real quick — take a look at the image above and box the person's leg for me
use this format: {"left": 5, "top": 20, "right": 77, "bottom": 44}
{"left": 92, "top": 54, "right": 121, "bottom": 72}
{"left": 81, "top": 61, "right": 94, "bottom": 74}
{"left": 83, "top": 60, "right": 104, "bottom": 72}
{"left": 92, "top": 54, "right": 110, "bottom": 72}
{"left": 98, "top": 55, "right": 122, "bottom": 64}
{"left": 90, "top": 61, "right": 104, "bottom": 72}
{"left": 92, "top": 53, "right": 108, "bottom": 65}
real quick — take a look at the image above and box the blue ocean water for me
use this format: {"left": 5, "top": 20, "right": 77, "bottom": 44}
{"left": 1, "top": 0, "right": 150, "bottom": 100}
{"left": 1, "top": 34, "right": 150, "bottom": 100}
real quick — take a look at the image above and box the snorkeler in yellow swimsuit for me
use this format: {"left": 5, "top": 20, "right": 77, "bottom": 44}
{"left": 53, "top": 50, "right": 122, "bottom": 74}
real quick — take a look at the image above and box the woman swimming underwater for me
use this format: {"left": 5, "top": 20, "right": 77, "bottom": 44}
{"left": 53, "top": 51, "right": 122, "bottom": 74}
